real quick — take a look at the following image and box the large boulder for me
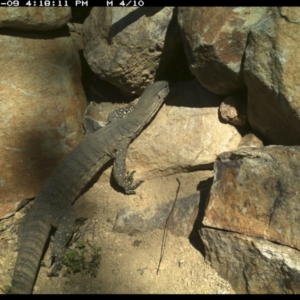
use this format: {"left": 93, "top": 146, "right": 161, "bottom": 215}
{"left": 0, "top": 7, "right": 71, "bottom": 31}
{"left": 177, "top": 7, "right": 271, "bottom": 95}
{"left": 82, "top": 7, "right": 181, "bottom": 95}
{"left": 244, "top": 7, "right": 300, "bottom": 145}
{"left": 201, "top": 145, "right": 300, "bottom": 293}
{"left": 0, "top": 30, "right": 86, "bottom": 218}
{"left": 204, "top": 146, "right": 300, "bottom": 250}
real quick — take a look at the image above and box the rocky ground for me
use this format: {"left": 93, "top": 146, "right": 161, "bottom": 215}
{"left": 0, "top": 169, "right": 234, "bottom": 294}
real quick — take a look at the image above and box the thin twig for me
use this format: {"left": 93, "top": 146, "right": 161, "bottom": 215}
{"left": 156, "top": 178, "right": 181, "bottom": 275}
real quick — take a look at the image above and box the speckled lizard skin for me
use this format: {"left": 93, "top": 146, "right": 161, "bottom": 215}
{"left": 10, "top": 81, "right": 169, "bottom": 294}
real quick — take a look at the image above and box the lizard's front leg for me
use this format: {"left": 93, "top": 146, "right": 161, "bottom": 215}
{"left": 113, "top": 138, "right": 144, "bottom": 194}
{"left": 84, "top": 104, "right": 135, "bottom": 136}
{"left": 107, "top": 104, "right": 135, "bottom": 123}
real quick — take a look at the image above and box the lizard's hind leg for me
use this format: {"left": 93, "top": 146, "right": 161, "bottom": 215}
{"left": 48, "top": 207, "right": 75, "bottom": 276}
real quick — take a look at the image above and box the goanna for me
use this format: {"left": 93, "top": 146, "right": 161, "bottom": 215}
{"left": 10, "top": 81, "right": 169, "bottom": 294}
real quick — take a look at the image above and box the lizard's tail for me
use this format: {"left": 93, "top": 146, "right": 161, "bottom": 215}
{"left": 10, "top": 216, "right": 51, "bottom": 294}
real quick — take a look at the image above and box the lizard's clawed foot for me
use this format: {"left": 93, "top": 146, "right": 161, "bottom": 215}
{"left": 47, "top": 248, "right": 65, "bottom": 277}
{"left": 124, "top": 171, "right": 144, "bottom": 194}
{"left": 47, "top": 262, "right": 61, "bottom": 277}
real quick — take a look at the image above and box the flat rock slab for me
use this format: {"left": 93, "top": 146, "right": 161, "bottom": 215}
{"left": 113, "top": 193, "right": 200, "bottom": 237}
{"left": 203, "top": 145, "right": 300, "bottom": 251}
{"left": 127, "top": 105, "right": 242, "bottom": 179}
{"left": 109, "top": 169, "right": 213, "bottom": 239}
{"left": 201, "top": 228, "right": 300, "bottom": 294}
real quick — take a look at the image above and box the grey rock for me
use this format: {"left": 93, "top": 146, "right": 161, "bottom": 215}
{"left": 201, "top": 228, "right": 300, "bottom": 294}
{"left": 83, "top": 7, "right": 180, "bottom": 94}
{"left": 113, "top": 193, "right": 200, "bottom": 237}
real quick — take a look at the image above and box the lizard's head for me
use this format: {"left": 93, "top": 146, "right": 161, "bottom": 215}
{"left": 130, "top": 80, "right": 170, "bottom": 136}
{"left": 138, "top": 81, "right": 170, "bottom": 107}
